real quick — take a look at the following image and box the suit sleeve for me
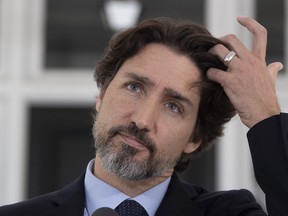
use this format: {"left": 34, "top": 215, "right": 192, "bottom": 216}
{"left": 247, "top": 113, "right": 288, "bottom": 216}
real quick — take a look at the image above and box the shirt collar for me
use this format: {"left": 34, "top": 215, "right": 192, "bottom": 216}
{"left": 84, "top": 159, "right": 171, "bottom": 216}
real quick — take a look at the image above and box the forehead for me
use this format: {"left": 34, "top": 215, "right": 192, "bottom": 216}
{"left": 116, "top": 43, "right": 201, "bottom": 90}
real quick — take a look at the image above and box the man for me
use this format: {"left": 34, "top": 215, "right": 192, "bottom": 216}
{"left": 0, "top": 16, "right": 287, "bottom": 216}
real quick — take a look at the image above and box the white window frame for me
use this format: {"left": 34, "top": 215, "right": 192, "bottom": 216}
{"left": 0, "top": 0, "right": 97, "bottom": 205}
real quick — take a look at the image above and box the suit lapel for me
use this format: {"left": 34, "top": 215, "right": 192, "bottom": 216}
{"left": 40, "top": 172, "right": 204, "bottom": 216}
{"left": 155, "top": 173, "right": 204, "bottom": 216}
{"left": 44, "top": 174, "right": 86, "bottom": 216}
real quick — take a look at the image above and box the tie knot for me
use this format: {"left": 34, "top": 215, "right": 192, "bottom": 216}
{"left": 115, "top": 199, "right": 148, "bottom": 216}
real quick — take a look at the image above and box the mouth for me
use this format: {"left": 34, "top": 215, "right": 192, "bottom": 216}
{"left": 119, "top": 133, "right": 148, "bottom": 150}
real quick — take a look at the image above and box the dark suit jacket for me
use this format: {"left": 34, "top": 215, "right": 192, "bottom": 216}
{"left": 0, "top": 113, "right": 287, "bottom": 216}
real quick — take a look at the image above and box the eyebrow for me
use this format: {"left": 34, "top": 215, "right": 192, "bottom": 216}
{"left": 164, "top": 88, "right": 194, "bottom": 108}
{"left": 126, "top": 72, "right": 196, "bottom": 108}
{"left": 126, "top": 72, "right": 155, "bottom": 87}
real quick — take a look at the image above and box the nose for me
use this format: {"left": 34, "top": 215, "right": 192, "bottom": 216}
{"left": 130, "top": 99, "right": 158, "bottom": 132}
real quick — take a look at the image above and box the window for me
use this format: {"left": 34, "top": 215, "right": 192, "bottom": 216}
{"left": 256, "top": 0, "right": 285, "bottom": 70}
{"left": 45, "top": 0, "right": 204, "bottom": 69}
{"left": 27, "top": 106, "right": 95, "bottom": 197}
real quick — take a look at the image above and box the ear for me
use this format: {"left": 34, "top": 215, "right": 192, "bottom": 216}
{"left": 183, "top": 141, "right": 201, "bottom": 154}
{"left": 96, "top": 97, "right": 102, "bottom": 112}
{"left": 96, "top": 89, "right": 106, "bottom": 112}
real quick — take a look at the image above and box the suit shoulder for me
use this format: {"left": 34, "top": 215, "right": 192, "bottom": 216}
{"left": 180, "top": 181, "right": 209, "bottom": 196}
{"left": 179, "top": 180, "right": 266, "bottom": 215}
{"left": 193, "top": 187, "right": 266, "bottom": 215}
{"left": 0, "top": 174, "right": 85, "bottom": 216}
{"left": 0, "top": 191, "right": 59, "bottom": 216}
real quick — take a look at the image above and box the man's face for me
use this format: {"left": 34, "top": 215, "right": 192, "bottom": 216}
{"left": 94, "top": 43, "right": 201, "bottom": 181}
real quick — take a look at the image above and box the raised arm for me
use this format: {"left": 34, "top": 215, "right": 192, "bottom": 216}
{"left": 248, "top": 113, "right": 288, "bottom": 216}
{"left": 207, "top": 16, "right": 288, "bottom": 216}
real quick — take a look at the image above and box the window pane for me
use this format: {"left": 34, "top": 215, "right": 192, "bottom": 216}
{"left": 139, "top": 0, "right": 203, "bottom": 21}
{"left": 256, "top": 0, "right": 285, "bottom": 69}
{"left": 45, "top": 0, "right": 204, "bottom": 69}
{"left": 45, "top": 0, "right": 109, "bottom": 69}
{"left": 27, "top": 106, "right": 95, "bottom": 197}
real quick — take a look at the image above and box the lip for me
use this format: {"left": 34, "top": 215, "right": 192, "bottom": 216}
{"left": 119, "top": 133, "right": 147, "bottom": 150}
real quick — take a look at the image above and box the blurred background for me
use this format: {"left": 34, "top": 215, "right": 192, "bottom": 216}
{"left": 0, "top": 0, "right": 287, "bottom": 210}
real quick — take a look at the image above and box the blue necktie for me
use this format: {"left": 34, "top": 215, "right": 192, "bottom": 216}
{"left": 115, "top": 199, "right": 148, "bottom": 216}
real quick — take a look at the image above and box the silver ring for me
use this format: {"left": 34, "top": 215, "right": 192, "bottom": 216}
{"left": 223, "top": 51, "right": 237, "bottom": 66}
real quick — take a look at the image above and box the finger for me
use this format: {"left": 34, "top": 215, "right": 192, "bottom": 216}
{"left": 220, "top": 34, "right": 248, "bottom": 60}
{"left": 209, "top": 44, "right": 239, "bottom": 68}
{"left": 237, "top": 16, "right": 267, "bottom": 59}
{"left": 207, "top": 67, "right": 231, "bottom": 86}
{"left": 209, "top": 44, "right": 229, "bottom": 60}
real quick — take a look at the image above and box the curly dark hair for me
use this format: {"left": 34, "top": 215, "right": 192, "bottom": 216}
{"left": 94, "top": 17, "right": 236, "bottom": 171}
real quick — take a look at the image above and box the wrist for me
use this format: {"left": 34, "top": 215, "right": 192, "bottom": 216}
{"left": 245, "top": 107, "right": 281, "bottom": 128}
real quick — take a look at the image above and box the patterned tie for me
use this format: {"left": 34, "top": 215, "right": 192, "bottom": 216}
{"left": 115, "top": 199, "right": 148, "bottom": 216}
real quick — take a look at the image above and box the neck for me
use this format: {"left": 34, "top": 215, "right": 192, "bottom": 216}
{"left": 93, "top": 155, "right": 173, "bottom": 197}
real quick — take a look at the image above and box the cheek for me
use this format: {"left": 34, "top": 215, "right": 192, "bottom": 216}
{"left": 161, "top": 113, "right": 197, "bottom": 139}
{"left": 97, "top": 93, "right": 134, "bottom": 125}
{"left": 158, "top": 124, "right": 194, "bottom": 153}
{"left": 158, "top": 110, "right": 199, "bottom": 149}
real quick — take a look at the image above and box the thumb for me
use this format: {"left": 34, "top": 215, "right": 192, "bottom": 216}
{"left": 267, "top": 62, "right": 283, "bottom": 80}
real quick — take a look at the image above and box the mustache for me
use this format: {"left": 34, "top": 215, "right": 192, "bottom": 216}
{"left": 107, "top": 123, "right": 156, "bottom": 153}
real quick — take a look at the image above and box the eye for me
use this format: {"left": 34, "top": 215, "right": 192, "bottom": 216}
{"left": 165, "top": 101, "right": 182, "bottom": 114}
{"left": 126, "top": 82, "right": 141, "bottom": 93}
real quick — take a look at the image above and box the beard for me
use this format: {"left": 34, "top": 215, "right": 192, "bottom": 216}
{"left": 93, "top": 118, "right": 181, "bottom": 181}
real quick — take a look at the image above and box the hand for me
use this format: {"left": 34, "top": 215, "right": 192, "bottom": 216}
{"left": 207, "top": 16, "right": 283, "bottom": 128}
